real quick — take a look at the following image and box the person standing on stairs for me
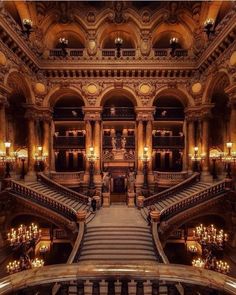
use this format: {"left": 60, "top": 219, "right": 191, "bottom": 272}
{"left": 91, "top": 197, "right": 97, "bottom": 213}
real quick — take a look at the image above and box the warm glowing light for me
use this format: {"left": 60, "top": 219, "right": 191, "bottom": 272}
{"left": 31, "top": 258, "right": 44, "bottom": 268}
{"left": 59, "top": 37, "right": 68, "bottom": 45}
{"left": 4, "top": 142, "right": 11, "bottom": 148}
{"left": 194, "top": 146, "right": 198, "bottom": 152}
{"left": 23, "top": 19, "right": 33, "bottom": 26}
{"left": 170, "top": 37, "right": 178, "bottom": 44}
{"left": 38, "top": 146, "right": 43, "bottom": 151}
{"left": 192, "top": 258, "right": 205, "bottom": 268}
{"left": 115, "top": 37, "right": 123, "bottom": 45}
{"left": 204, "top": 18, "right": 214, "bottom": 27}
{"left": 226, "top": 142, "right": 233, "bottom": 149}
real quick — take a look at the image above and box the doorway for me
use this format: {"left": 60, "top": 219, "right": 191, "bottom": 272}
{"left": 113, "top": 176, "right": 126, "bottom": 193}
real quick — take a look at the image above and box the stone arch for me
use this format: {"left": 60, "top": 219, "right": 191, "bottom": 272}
{"left": 5, "top": 70, "right": 35, "bottom": 104}
{"left": 98, "top": 86, "right": 140, "bottom": 107}
{"left": 151, "top": 86, "right": 194, "bottom": 107}
{"left": 43, "top": 86, "right": 87, "bottom": 108}
{"left": 203, "top": 70, "right": 231, "bottom": 104}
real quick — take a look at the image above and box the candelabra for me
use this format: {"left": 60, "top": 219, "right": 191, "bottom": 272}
{"left": 22, "top": 19, "right": 33, "bottom": 37}
{"left": 210, "top": 151, "right": 221, "bottom": 180}
{"left": 204, "top": 18, "right": 215, "bottom": 38}
{"left": 6, "top": 257, "right": 44, "bottom": 274}
{"left": 188, "top": 245, "right": 198, "bottom": 254}
{"left": 115, "top": 36, "right": 123, "bottom": 58}
{"left": 170, "top": 37, "right": 178, "bottom": 56}
{"left": 189, "top": 146, "right": 205, "bottom": 173}
{"left": 87, "top": 147, "right": 97, "bottom": 193}
{"left": 7, "top": 223, "right": 41, "bottom": 248}
{"left": 0, "top": 142, "right": 18, "bottom": 178}
{"left": 31, "top": 258, "right": 44, "bottom": 268}
{"left": 6, "top": 260, "right": 21, "bottom": 274}
{"left": 221, "top": 142, "right": 236, "bottom": 179}
{"left": 34, "top": 146, "right": 47, "bottom": 172}
{"left": 192, "top": 257, "right": 230, "bottom": 274}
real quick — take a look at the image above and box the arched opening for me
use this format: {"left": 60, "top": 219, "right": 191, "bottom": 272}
{"left": 53, "top": 96, "right": 85, "bottom": 173}
{"left": 102, "top": 31, "right": 135, "bottom": 49}
{"left": 153, "top": 96, "right": 185, "bottom": 172}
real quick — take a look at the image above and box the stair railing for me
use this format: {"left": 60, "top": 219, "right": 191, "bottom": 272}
{"left": 37, "top": 173, "right": 88, "bottom": 204}
{"left": 9, "top": 180, "right": 77, "bottom": 221}
{"left": 144, "top": 172, "right": 200, "bottom": 207}
{"left": 160, "top": 179, "right": 230, "bottom": 222}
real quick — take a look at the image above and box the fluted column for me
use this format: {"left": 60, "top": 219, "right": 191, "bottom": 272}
{"left": 137, "top": 120, "right": 144, "bottom": 172}
{"left": 146, "top": 120, "right": 153, "bottom": 171}
{"left": 0, "top": 95, "right": 7, "bottom": 151}
{"left": 26, "top": 115, "right": 36, "bottom": 174}
{"left": 94, "top": 120, "right": 101, "bottom": 173}
{"left": 85, "top": 120, "right": 92, "bottom": 172}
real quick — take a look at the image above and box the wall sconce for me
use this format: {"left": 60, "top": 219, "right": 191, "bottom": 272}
{"left": 204, "top": 18, "right": 215, "bottom": 39}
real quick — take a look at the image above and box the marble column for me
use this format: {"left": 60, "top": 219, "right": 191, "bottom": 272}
{"left": 0, "top": 96, "right": 7, "bottom": 151}
{"left": 187, "top": 120, "right": 195, "bottom": 171}
{"left": 146, "top": 120, "right": 153, "bottom": 171}
{"left": 137, "top": 120, "right": 144, "bottom": 172}
{"left": 85, "top": 120, "right": 92, "bottom": 172}
{"left": 27, "top": 117, "right": 36, "bottom": 175}
{"left": 230, "top": 96, "right": 236, "bottom": 146}
{"left": 50, "top": 121, "right": 55, "bottom": 171}
{"left": 201, "top": 116, "right": 210, "bottom": 172}
{"left": 43, "top": 118, "right": 51, "bottom": 172}
{"left": 94, "top": 120, "right": 101, "bottom": 173}
{"left": 182, "top": 119, "right": 188, "bottom": 171}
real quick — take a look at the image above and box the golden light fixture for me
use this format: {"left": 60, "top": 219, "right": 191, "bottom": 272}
{"left": 31, "top": 258, "right": 44, "bottom": 268}
{"left": 6, "top": 260, "right": 20, "bottom": 274}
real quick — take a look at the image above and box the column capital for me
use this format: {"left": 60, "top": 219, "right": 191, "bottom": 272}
{"left": 199, "top": 104, "right": 214, "bottom": 120}
{"left": 83, "top": 107, "right": 102, "bottom": 121}
{"left": 24, "top": 104, "right": 53, "bottom": 121}
{"left": 135, "top": 107, "right": 155, "bottom": 121}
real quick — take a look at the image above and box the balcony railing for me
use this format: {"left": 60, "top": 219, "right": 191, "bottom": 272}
{"left": 153, "top": 136, "right": 184, "bottom": 148}
{"left": 53, "top": 136, "right": 85, "bottom": 148}
{"left": 102, "top": 49, "right": 136, "bottom": 57}
{"left": 49, "top": 49, "right": 84, "bottom": 57}
{"left": 53, "top": 107, "right": 84, "bottom": 121}
{"left": 154, "top": 48, "right": 188, "bottom": 57}
{"left": 103, "top": 136, "right": 135, "bottom": 149}
{"left": 154, "top": 107, "right": 184, "bottom": 120}
{"left": 102, "top": 107, "right": 135, "bottom": 120}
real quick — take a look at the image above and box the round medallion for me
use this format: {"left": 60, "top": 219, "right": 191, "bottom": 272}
{"left": 87, "top": 84, "right": 98, "bottom": 95}
{"left": 34, "top": 82, "right": 46, "bottom": 94}
{"left": 0, "top": 51, "right": 7, "bottom": 66}
{"left": 139, "top": 83, "right": 151, "bottom": 94}
{"left": 230, "top": 51, "right": 236, "bottom": 66}
{"left": 191, "top": 82, "right": 202, "bottom": 94}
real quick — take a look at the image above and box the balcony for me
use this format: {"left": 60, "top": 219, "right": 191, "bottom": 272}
{"left": 153, "top": 136, "right": 184, "bottom": 149}
{"left": 154, "top": 107, "right": 184, "bottom": 121}
{"left": 49, "top": 49, "right": 84, "bottom": 58}
{"left": 103, "top": 136, "right": 135, "bottom": 149}
{"left": 53, "top": 107, "right": 84, "bottom": 121}
{"left": 102, "top": 49, "right": 136, "bottom": 57}
{"left": 102, "top": 107, "right": 135, "bottom": 121}
{"left": 154, "top": 48, "right": 188, "bottom": 57}
{"left": 54, "top": 136, "right": 85, "bottom": 149}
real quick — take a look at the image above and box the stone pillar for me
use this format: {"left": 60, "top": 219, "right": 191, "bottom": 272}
{"left": 0, "top": 95, "right": 7, "bottom": 151}
{"left": 146, "top": 120, "right": 153, "bottom": 171}
{"left": 182, "top": 119, "right": 188, "bottom": 171}
{"left": 43, "top": 117, "right": 51, "bottom": 173}
{"left": 85, "top": 120, "right": 92, "bottom": 172}
{"left": 229, "top": 95, "right": 236, "bottom": 146}
{"left": 187, "top": 120, "right": 195, "bottom": 171}
{"left": 201, "top": 116, "right": 210, "bottom": 173}
{"left": 94, "top": 120, "right": 101, "bottom": 174}
{"left": 137, "top": 120, "right": 144, "bottom": 172}
{"left": 25, "top": 111, "right": 36, "bottom": 179}
{"left": 50, "top": 121, "right": 55, "bottom": 171}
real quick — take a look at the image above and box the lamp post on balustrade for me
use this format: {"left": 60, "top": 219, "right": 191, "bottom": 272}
{"left": 87, "top": 146, "right": 97, "bottom": 195}
{"left": 222, "top": 142, "right": 236, "bottom": 179}
{"left": 190, "top": 147, "right": 205, "bottom": 173}
{"left": 209, "top": 151, "right": 221, "bottom": 180}
{"left": 142, "top": 146, "right": 149, "bottom": 196}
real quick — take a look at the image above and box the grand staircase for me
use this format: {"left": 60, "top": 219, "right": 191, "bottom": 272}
{"left": 141, "top": 181, "right": 211, "bottom": 219}
{"left": 78, "top": 205, "right": 158, "bottom": 264}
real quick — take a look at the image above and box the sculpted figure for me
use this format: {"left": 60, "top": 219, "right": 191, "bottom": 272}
{"left": 127, "top": 169, "right": 136, "bottom": 193}
{"left": 102, "top": 171, "right": 111, "bottom": 193}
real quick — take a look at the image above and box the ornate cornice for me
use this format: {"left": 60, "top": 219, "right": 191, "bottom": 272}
{"left": 83, "top": 106, "right": 102, "bottom": 121}
{"left": 24, "top": 104, "right": 53, "bottom": 121}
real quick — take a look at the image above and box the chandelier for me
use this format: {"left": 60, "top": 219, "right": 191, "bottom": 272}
{"left": 204, "top": 18, "right": 215, "bottom": 38}
{"left": 193, "top": 224, "right": 228, "bottom": 249}
{"left": 170, "top": 37, "right": 178, "bottom": 56}
{"left": 31, "top": 258, "right": 44, "bottom": 268}
{"left": 192, "top": 257, "right": 230, "bottom": 275}
{"left": 7, "top": 223, "right": 41, "bottom": 247}
{"left": 114, "top": 36, "right": 123, "bottom": 58}
{"left": 6, "top": 257, "right": 44, "bottom": 274}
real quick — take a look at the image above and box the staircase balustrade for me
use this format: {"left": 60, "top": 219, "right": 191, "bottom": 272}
{"left": 1, "top": 263, "right": 235, "bottom": 295}
{"left": 38, "top": 173, "right": 88, "bottom": 203}
{"left": 9, "top": 180, "right": 77, "bottom": 221}
{"left": 50, "top": 171, "right": 84, "bottom": 186}
{"left": 160, "top": 180, "right": 229, "bottom": 222}
{"left": 144, "top": 173, "right": 200, "bottom": 206}
{"left": 153, "top": 171, "right": 188, "bottom": 187}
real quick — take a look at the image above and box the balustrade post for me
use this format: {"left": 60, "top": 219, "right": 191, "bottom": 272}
{"left": 84, "top": 280, "right": 93, "bottom": 295}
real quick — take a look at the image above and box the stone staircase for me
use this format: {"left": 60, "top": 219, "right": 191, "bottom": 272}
{"left": 141, "top": 181, "right": 211, "bottom": 220}
{"left": 18, "top": 181, "right": 93, "bottom": 223}
{"left": 78, "top": 205, "right": 158, "bottom": 264}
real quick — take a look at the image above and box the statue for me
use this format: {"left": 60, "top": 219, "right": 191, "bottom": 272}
{"left": 102, "top": 171, "right": 111, "bottom": 193}
{"left": 121, "top": 137, "right": 126, "bottom": 150}
{"left": 127, "top": 169, "right": 136, "bottom": 193}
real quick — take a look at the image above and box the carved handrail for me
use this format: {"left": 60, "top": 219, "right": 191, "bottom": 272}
{"left": 160, "top": 180, "right": 229, "bottom": 222}
{"left": 50, "top": 171, "right": 84, "bottom": 184}
{"left": 154, "top": 171, "right": 188, "bottom": 180}
{"left": 1, "top": 263, "right": 236, "bottom": 295}
{"left": 9, "top": 180, "right": 77, "bottom": 221}
{"left": 144, "top": 173, "right": 200, "bottom": 206}
{"left": 37, "top": 173, "right": 88, "bottom": 203}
